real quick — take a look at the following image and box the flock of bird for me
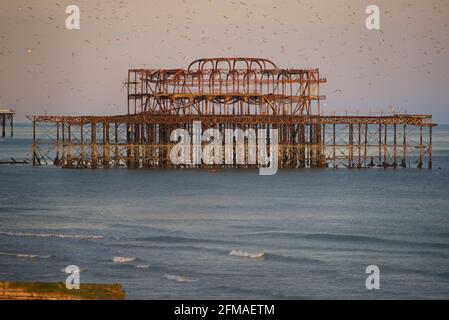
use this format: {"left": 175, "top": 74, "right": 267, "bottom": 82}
{"left": 0, "top": 0, "right": 448, "bottom": 115}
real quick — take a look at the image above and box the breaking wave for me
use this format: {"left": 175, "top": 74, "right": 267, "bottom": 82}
{"left": 163, "top": 274, "right": 199, "bottom": 283}
{"left": 0, "top": 231, "right": 103, "bottom": 240}
{"left": 229, "top": 250, "right": 265, "bottom": 259}
{"left": 136, "top": 264, "right": 150, "bottom": 269}
{"left": 112, "top": 256, "right": 136, "bottom": 263}
{"left": 0, "top": 252, "right": 50, "bottom": 259}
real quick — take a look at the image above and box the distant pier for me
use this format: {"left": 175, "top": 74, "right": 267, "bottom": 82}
{"left": 0, "top": 281, "right": 125, "bottom": 300}
{"left": 0, "top": 108, "right": 14, "bottom": 137}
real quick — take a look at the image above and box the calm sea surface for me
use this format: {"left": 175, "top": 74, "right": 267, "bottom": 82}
{"left": 1, "top": 123, "right": 449, "bottom": 299}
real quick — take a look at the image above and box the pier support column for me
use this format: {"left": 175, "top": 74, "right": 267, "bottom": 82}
{"left": 79, "top": 124, "right": 84, "bottom": 167}
{"left": 126, "top": 123, "right": 131, "bottom": 168}
{"left": 383, "top": 124, "right": 388, "bottom": 168}
{"left": 402, "top": 125, "right": 407, "bottom": 168}
{"left": 91, "top": 123, "right": 97, "bottom": 169}
{"left": 363, "top": 124, "right": 368, "bottom": 167}
{"left": 393, "top": 124, "right": 397, "bottom": 167}
{"left": 103, "top": 122, "right": 110, "bottom": 168}
{"left": 321, "top": 123, "right": 326, "bottom": 167}
{"left": 61, "top": 121, "right": 65, "bottom": 166}
{"left": 1, "top": 114, "right": 5, "bottom": 137}
{"left": 378, "top": 123, "right": 382, "bottom": 166}
{"left": 332, "top": 124, "right": 336, "bottom": 168}
{"left": 141, "top": 124, "right": 147, "bottom": 168}
{"left": 67, "top": 123, "right": 72, "bottom": 167}
{"left": 429, "top": 126, "right": 433, "bottom": 169}
{"left": 357, "top": 124, "right": 361, "bottom": 168}
{"left": 54, "top": 122, "right": 60, "bottom": 165}
{"left": 349, "top": 124, "right": 353, "bottom": 168}
{"left": 32, "top": 119, "right": 37, "bottom": 165}
{"left": 299, "top": 124, "right": 306, "bottom": 168}
{"left": 10, "top": 114, "right": 13, "bottom": 137}
{"left": 312, "top": 123, "right": 322, "bottom": 167}
{"left": 418, "top": 127, "right": 423, "bottom": 169}
{"left": 133, "top": 123, "right": 140, "bottom": 168}
{"left": 308, "top": 124, "right": 313, "bottom": 167}
{"left": 114, "top": 123, "right": 119, "bottom": 167}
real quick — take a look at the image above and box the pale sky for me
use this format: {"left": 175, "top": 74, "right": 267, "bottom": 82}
{"left": 1, "top": 0, "right": 448, "bottom": 122}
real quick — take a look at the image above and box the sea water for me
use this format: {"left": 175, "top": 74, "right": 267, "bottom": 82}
{"left": 0, "top": 123, "right": 448, "bottom": 299}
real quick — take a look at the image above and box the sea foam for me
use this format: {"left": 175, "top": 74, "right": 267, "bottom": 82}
{"left": 229, "top": 250, "right": 265, "bottom": 259}
{"left": 112, "top": 256, "right": 136, "bottom": 263}
{"left": 163, "top": 274, "right": 199, "bottom": 283}
{"left": 0, "top": 252, "right": 50, "bottom": 259}
{"left": 0, "top": 231, "right": 103, "bottom": 240}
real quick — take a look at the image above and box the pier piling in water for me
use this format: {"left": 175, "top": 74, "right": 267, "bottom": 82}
{"left": 0, "top": 108, "right": 14, "bottom": 138}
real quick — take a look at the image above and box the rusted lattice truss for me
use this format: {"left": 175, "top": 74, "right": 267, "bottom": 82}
{"left": 127, "top": 57, "right": 325, "bottom": 116}
{"left": 29, "top": 57, "right": 436, "bottom": 169}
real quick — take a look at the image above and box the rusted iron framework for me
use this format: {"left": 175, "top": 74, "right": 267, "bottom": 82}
{"left": 128, "top": 57, "right": 325, "bottom": 116}
{"left": 29, "top": 58, "right": 436, "bottom": 169}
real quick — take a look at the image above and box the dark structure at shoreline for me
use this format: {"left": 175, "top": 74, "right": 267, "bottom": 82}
{"left": 29, "top": 57, "right": 436, "bottom": 169}
{"left": 0, "top": 108, "right": 14, "bottom": 138}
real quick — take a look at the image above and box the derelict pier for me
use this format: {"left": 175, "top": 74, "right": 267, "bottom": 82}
{"left": 29, "top": 57, "right": 436, "bottom": 169}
